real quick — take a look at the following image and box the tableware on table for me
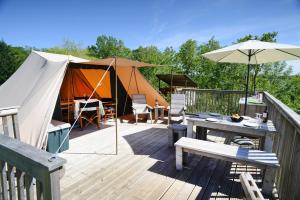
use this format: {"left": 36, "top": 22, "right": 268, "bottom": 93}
{"left": 231, "top": 116, "right": 244, "bottom": 122}
{"left": 242, "top": 121, "right": 258, "bottom": 127}
{"left": 230, "top": 113, "right": 243, "bottom": 122}
{"left": 255, "top": 113, "right": 263, "bottom": 127}
{"left": 209, "top": 112, "right": 221, "bottom": 117}
{"left": 242, "top": 116, "right": 252, "bottom": 120}
{"left": 205, "top": 118, "right": 219, "bottom": 122}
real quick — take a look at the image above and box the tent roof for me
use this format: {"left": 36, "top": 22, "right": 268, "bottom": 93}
{"left": 33, "top": 50, "right": 88, "bottom": 63}
{"left": 80, "top": 57, "right": 162, "bottom": 68}
{"left": 156, "top": 74, "right": 197, "bottom": 87}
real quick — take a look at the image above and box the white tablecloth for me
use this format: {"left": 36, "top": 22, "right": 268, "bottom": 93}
{"left": 73, "top": 99, "right": 105, "bottom": 119}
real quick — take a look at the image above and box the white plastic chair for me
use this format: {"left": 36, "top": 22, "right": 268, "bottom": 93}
{"left": 132, "top": 94, "right": 153, "bottom": 124}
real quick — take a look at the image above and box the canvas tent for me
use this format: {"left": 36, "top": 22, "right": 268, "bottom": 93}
{"left": 79, "top": 58, "right": 168, "bottom": 111}
{"left": 0, "top": 51, "right": 168, "bottom": 149}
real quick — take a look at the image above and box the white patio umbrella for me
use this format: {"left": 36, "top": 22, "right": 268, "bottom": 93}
{"left": 202, "top": 40, "right": 300, "bottom": 115}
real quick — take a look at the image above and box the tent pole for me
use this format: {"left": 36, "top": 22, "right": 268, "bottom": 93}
{"left": 115, "top": 57, "right": 118, "bottom": 155}
{"left": 244, "top": 52, "right": 251, "bottom": 115}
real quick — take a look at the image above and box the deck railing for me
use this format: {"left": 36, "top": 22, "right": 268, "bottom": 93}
{"left": 0, "top": 107, "right": 66, "bottom": 200}
{"left": 263, "top": 92, "right": 300, "bottom": 199}
{"left": 180, "top": 88, "right": 245, "bottom": 115}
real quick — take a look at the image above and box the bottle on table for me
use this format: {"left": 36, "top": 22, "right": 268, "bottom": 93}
{"left": 262, "top": 107, "right": 268, "bottom": 123}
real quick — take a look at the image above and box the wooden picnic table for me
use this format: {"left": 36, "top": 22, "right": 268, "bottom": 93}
{"left": 186, "top": 112, "right": 276, "bottom": 152}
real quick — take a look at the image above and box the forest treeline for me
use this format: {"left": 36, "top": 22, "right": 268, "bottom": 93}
{"left": 0, "top": 32, "right": 299, "bottom": 113}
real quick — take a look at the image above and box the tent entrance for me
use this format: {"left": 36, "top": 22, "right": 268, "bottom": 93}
{"left": 54, "top": 65, "right": 133, "bottom": 124}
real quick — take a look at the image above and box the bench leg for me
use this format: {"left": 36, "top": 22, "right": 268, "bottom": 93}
{"left": 262, "top": 167, "right": 276, "bottom": 196}
{"left": 176, "top": 146, "right": 183, "bottom": 170}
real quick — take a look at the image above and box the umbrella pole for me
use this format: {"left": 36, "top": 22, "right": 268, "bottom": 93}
{"left": 244, "top": 62, "right": 250, "bottom": 115}
{"left": 115, "top": 57, "right": 118, "bottom": 155}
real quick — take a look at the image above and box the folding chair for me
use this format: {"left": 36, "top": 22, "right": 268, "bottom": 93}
{"left": 79, "top": 101, "right": 101, "bottom": 129}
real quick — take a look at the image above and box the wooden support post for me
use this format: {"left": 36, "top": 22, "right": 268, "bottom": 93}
{"left": 263, "top": 133, "right": 273, "bottom": 153}
{"left": 262, "top": 167, "right": 276, "bottom": 196}
{"left": 42, "top": 169, "right": 62, "bottom": 200}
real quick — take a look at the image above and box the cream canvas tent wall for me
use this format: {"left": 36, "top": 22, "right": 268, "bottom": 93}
{"left": 0, "top": 51, "right": 87, "bottom": 148}
{"left": 0, "top": 51, "right": 168, "bottom": 149}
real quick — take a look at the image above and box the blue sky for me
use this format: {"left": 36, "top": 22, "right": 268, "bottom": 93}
{"left": 1, "top": 0, "right": 300, "bottom": 73}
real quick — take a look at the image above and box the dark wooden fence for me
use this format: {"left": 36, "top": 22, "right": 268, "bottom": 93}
{"left": 0, "top": 107, "right": 66, "bottom": 200}
{"left": 264, "top": 92, "right": 300, "bottom": 199}
{"left": 180, "top": 88, "right": 245, "bottom": 115}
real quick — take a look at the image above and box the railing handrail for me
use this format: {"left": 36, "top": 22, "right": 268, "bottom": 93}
{"left": 0, "top": 106, "right": 19, "bottom": 117}
{"left": 0, "top": 134, "right": 66, "bottom": 181}
{"left": 264, "top": 91, "right": 300, "bottom": 134}
{"left": 181, "top": 88, "right": 245, "bottom": 94}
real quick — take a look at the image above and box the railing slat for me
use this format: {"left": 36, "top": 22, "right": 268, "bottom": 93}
{"left": 16, "top": 170, "right": 25, "bottom": 200}
{"left": 181, "top": 88, "right": 245, "bottom": 115}
{"left": 25, "top": 175, "right": 34, "bottom": 200}
{"left": 2, "top": 117, "right": 9, "bottom": 136}
{"left": 12, "top": 115, "right": 20, "bottom": 140}
{"left": 0, "top": 161, "right": 8, "bottom": 200}
{"left": 7, "top": 165, "right": 16, "bottom": 200}
{"left": 36, "top": 180, "right": 44, "bottom": 200}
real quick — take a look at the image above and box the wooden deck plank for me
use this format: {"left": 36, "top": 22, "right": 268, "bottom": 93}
{"left": 59, "top": 122, "right": 257, "bottom": 200}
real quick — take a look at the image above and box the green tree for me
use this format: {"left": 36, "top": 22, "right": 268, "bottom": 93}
{"left": 131, "top": 46, "right": 165, "bottom": 88}
{"left": 177, "top": 39, "right": 199, "bottom": 76}
{"left": 0, "top": 41, "right": 29, "bottom": 84}
{"left": 47, "top": 39, "right": 96, "bottom": 60}
{"left": 88, "top": 35, "right": 131, "bottom": 58}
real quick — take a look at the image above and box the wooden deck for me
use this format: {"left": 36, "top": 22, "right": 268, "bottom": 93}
{"left": 60, "top": 120, "right": 262, "bottom": 200}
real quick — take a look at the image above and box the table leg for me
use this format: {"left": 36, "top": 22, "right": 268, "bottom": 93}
{"left": 154, "top": 108, "right": 158, "bottom": 123}
{"left": 196, "top": 127, "right": 207, "bottom": 140}
{"left": 160, "top": 108, "right": 164, "bottom": 119}
{"left": 264, "top": 133, "right": 273, "bottom": 152}
{"left": 176, "top": 146, "right": 183, "bottom": 170}
{"left": 187, "top": 121, "right": 193, "bottom": 138}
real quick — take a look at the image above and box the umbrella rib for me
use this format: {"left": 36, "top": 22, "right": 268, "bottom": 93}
{"left": 252, "top": 49, "right": 265, "bottom": 56}
{"left": 275, "top": 49, "right": 300, "bottom": 59}
{"left": 237, "top": 50, "right": 248, "bottom": 57}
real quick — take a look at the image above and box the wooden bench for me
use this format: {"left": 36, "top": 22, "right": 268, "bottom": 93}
{"left": 175, "top": 137, "right": 279, "bottom": 195}
{"left": 240, "top": 172, "right": 265, "bottom": 200}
